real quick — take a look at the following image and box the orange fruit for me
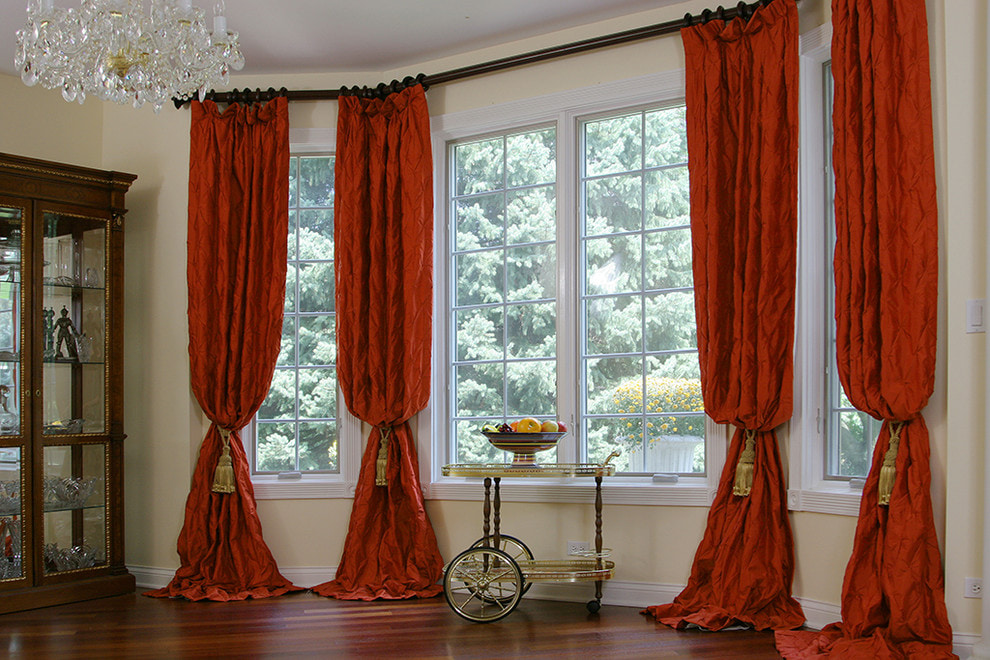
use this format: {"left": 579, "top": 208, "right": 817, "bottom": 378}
{"left": 516, "top": 417, "right": 542, "bottom": 433}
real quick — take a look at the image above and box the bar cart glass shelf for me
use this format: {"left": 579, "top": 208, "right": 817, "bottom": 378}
{"left": 440, "top": 451, "right": 619, "bottom": 623}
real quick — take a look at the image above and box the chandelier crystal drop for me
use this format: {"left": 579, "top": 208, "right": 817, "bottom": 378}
{"left": 15, "top": 0, "right": 245, "bottom": 113}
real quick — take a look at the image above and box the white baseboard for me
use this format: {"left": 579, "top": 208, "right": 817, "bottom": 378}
{"left": 128, "top": 564, "right": 337, "bottom": 590}
{"left": 127, "top": 565, "right": 977, "bottom": 656}
{"left": 128, "top": 565, "right": 179, "bottom": 590}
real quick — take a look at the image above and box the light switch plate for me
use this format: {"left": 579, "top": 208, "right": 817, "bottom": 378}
{"left": 966, "top": 299, "right": 985, "bottom": 333}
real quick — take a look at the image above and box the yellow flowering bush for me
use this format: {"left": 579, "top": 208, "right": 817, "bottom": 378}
{"left": 612, "top": 376, "right": 705, "bottom": 439}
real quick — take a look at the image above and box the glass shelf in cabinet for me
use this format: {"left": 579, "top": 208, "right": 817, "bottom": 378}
{"left": 42, "top": 358, "right": 105, "bottom": 366}
{"left": 42, "top": 502, "right": 106, "bottom": 514}
{"left": 42, "top": 282, "right": 106, "bottom": 292}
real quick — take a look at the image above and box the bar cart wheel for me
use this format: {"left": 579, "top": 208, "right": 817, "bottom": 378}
{"left": 587, "top": 599, "right": 602, "bottom": 613}
{"left": 443, "top": 547, "right": 524, "bottom": 623}
{"left": 470, "top": 534, "right": 534, "bottom": 596}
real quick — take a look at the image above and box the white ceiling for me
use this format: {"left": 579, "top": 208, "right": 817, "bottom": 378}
{"left": 2, "top": 0, "right": 686, "bottom": 79}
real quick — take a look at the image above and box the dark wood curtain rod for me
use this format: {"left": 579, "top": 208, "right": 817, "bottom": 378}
{"left": 175, "top": 0, "right": 780, "bottom": 108}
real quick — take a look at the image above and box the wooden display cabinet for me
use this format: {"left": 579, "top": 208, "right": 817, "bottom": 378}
{"left": 0, "top": 152, "right": 135, "bottom": 613}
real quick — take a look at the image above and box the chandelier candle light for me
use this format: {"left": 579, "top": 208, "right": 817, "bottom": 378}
{"left": 15, "top": 0, "right": 244, "bottom": 112}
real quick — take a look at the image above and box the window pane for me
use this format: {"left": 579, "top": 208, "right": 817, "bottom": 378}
{"left": 298, "top": 157, "right": 334, "bottom": 207}
{"left": 456, "top": 251, "right": 504, "bottom": 306}
{"left": 299, "top": 367, "right": 336, "bottom": 419}
{"left": 284, "top": 264, "right": 297, "bottom": 313}
{"left": 449, "top": 127, "right": 559, "bottom": 458}
{"left": 255, "top": 154, "right": 338, "bottom": 474}
{"left": 647, "top": 351, "right": 701, "bottom": 380}
{"left": 256, "top": 422, "right": 295, "bottom": 472}
{"left": 259, "top": 369, "right": 296, "bottom": 420}
{"left": 456, "top": 363, "right": 504, "bottom": 417}
{"left": 586, "top": 295, "right": 642, "bottom": 355}
{"left": 276, "top": 316, "right": 296, "bottom": 367}
{"left": 586, "top": 416, "right": 640, "bottom": 471}
{"left": 455, "top": 138, "right": 504, "bottom": 196}
{"left": 455, "top": 419, "right": 503, "bottom": 464}
{"left": 644, "top": 228, "right": 693, "bottom": 290}
{"left": 506, "top": 186, "right": 555, "bottom": 244}
{"left": 585, "top": 356, "right": 642, "bottom": 415}
{"left": 299, "top": 315, "right": 335, "bottom": 366}
{"left": 456, "top": 307, "right": 504, "bottom": 362}
{"left": 507, "top": 129, "right": 555, "bottom": 187}
{"left": 645, "top": 106, "right": 688, "bottom": 167}
{"left": 506, "top": 302, "right": 555, "bottom": 359}
{"left": 299, "top": 421, "right": 337, "bottom": 471}
{"left": 645, "top": 291, "right": 696, "bottom": 352}
{"left": 585, "top": 174, "right": 642, "bottom": 234}
{"left": 829, "top": 410, "right": 880, "bottom": 478}
{"left": 582, "top": 105, "right": 701, "bottom": 474}
{"left": 585, "top": 113, "right": 642, "bottom": 176}
{"left": 645, "top": 167, "right": 690, "bottom": 229}
{"left": 287, "top": 209, "right": 298, "bottom": 260}
{"left": 288, "top": 157, "right": 298, "bottom": 208}
{"left": 645, "top": 413, "right": 705, "bottom": 474}
{"left": 298, "top": 262, "right": 334, "bottom": 313}
{"left": 456, "top": 193, "right": 504, "bottom": 251}
{"left": 506, "top": 244, "right": 555, "bottom": 301}
{"left": 298, "top": 209, "right": 334, "bottom": 260}
{"left": 506, "top": 360, "right": 556, "bottom": 417}
{"left": 585, "top": 235, "right": 642, "bottom": 295}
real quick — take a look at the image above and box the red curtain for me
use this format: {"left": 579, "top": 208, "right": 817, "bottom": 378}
{"left": 775, "top": 1, "right": 954, "bottom": 657}
{"left": 311, "top": 85, "right": 443, "bottom": 600}
{"left": 643, "top": 0, "right": 803, "bottom": 632}
{"left": 146, "top": 97, "right": 301, "bottom": 601}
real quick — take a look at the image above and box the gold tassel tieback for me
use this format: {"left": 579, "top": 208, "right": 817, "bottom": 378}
{"left": 733, "top": 429, "right": 757, "bottom": 497}
{"left": 375, "top": 425, "right": 393, "bottom": 487}
{"left": 211, "top": 428, "right": 236, "bottom": 494}
{"left": 877, "top": 421, "right": 904, "bottom": 506}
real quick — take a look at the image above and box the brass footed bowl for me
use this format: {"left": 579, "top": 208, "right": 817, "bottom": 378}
{"left": 483, "top": 431, "right": 566, "bottom": 466}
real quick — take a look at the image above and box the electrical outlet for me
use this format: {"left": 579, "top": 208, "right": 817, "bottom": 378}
{"left": 965, "top": 578, "right": 983, "bottom": 598}
{"left": 567, "top": 540, "right": 590, "bottom": 556}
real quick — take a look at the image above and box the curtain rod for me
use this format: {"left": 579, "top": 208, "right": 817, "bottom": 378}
{"left": 175, "top": 0, "right": 780, "bottom": 108}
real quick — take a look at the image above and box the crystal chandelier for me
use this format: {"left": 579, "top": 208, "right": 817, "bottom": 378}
{"left": 15, "top": 0, "right": 245, "bottom": 113}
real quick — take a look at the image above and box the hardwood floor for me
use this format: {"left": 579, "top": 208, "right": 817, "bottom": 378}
{"left": 0, "top": 592, "right": 783, "bottom": 658}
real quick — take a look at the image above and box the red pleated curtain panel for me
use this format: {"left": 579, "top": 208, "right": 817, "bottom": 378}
{"left": 643, "top": 0, "right": 804, "bottom": 631}
{"left": 311, "top": 84, "right": 444, "bottom": 600}
{"left": 775, "top": 1, "right": 954, "bottom": 657}
{"left": 147, "top": 97, "right": 301, "bottom": 601}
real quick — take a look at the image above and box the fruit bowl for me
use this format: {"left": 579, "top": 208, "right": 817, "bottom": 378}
{"left": 483, "top": 431, "right": 566, "bottom": 466}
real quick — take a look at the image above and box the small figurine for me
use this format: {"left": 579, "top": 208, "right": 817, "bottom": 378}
{"left": 43, "top": 307, "right": 55, "bottom": 353}
{"left": 54, "top": 306, "right": 78, "bottom": 360}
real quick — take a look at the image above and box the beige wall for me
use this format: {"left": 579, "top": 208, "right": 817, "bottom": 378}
{"left": 939, "top": 0, "right": 986, "bottom": 638}
{"left": 0, "top": 74, "right": 103, "bottom": 167}
{"left": 1, "top": 0, "right": 983, "bottom": 641}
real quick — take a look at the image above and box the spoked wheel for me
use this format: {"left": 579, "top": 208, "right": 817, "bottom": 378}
{"left": 470, "top": 534, "right": 533, "bottom": 597}
{"left": 443, "top": 547, "right": 523, "bottom": 623}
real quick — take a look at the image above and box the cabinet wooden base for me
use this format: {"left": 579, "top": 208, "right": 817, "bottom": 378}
{"left": 0, "top": 572, "right": 135, "bottom": 615}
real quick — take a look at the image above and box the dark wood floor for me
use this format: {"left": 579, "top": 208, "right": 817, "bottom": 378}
{"left": 0, "top": 591, "right": 783, "bottom": 658}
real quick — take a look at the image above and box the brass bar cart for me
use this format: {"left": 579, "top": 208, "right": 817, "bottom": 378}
{"left": 440, "top": 451, "right": 619, "bottom": 623}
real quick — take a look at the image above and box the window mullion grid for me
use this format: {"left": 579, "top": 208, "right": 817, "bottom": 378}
{"left": 638, "top": 111, "right": 649, "bottom": 466}
{"left": 501, "top": 135, "right": 510, "bottom": 424}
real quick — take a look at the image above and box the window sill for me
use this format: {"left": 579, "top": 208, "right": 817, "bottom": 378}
{"left": 787, "top": 485, "right": 862, "bottom": 517}
{"left": 426, "top": 477, "right": 715, "bottom": 507}
{"left": 252, "top": 476, "right": 355, "bottom": 500}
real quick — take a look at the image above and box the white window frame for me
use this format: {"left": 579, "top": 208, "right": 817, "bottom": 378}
{"left": 423, "top": 71, "right": 727, "bottom": 507}
{"left": 787, "top": 22, "right": 862, "bottom": 517}
{"left": 248, "top": 127, "right": 363, "bottom": 500}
